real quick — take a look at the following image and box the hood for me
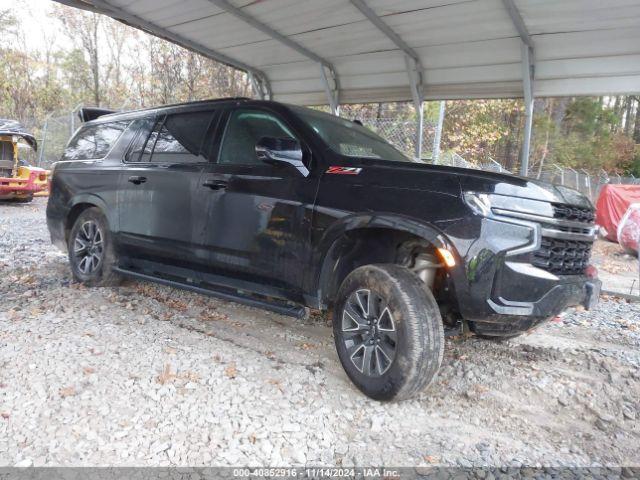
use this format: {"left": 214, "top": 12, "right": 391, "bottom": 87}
{"left": 0, "top": 119, "right": 37, "bottom": 151}
{"left": 350, "top": 158, "right": 592, "bottom": 209}
{"left": 454, "top": 166, "right": 593, "bottom": 209}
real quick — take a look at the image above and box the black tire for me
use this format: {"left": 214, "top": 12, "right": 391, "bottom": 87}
{"left": 68, "top": 207, "right": 120, "bottom": 287}
{"left": 333, "top": 264, "right": 444, "bottom": 401}
{"left": 12, "top": 194, "right": 33, "bottom": 203}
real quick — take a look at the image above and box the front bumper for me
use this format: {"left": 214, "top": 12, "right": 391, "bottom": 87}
{"left": 472, "top": 278, "right": 601, "bottom": 336}
{"left": 445, "top": 210, "right": 599, "bottom": 336}
{"left": 488, "top": 278, "right": 601, "bottom": 317}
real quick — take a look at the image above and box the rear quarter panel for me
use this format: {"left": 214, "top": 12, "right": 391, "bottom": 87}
{"left": 46, "top": 121, "right": 137, "bottom": 247}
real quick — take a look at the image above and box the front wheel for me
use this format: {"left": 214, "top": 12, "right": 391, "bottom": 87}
{"left": 68, "top": 207, "right": 120, "bottom": 287}
{"left": 333, "top": 264, "right": 444, "bottom": 401}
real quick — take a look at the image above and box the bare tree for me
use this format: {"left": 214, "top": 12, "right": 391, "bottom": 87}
{"left": 148, "top": 38, "right": 184, "bottom": 104}
{"left": 103, "top": 19, "right": 131, "bottom": 105}
{"left": 184, "top": 51, "right": 204, "bottom": 101}
{"left": 54, "top": 6, "right": 103, "bottom": 106}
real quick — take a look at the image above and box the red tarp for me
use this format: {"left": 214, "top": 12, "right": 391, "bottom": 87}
{"left": 595, "top": 184, "right": 640, "bottom": 241}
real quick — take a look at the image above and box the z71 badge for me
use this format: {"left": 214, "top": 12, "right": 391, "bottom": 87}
{"left": 326, "top": 166, "right": 362, "bottom": 175}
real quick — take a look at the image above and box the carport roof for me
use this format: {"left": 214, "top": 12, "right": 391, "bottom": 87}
{"left": 54, "top": 0, "right": 640, "bottom": 105}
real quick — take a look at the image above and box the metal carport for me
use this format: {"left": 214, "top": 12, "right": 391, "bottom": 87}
{"left": 53, "top": 0, "right": 640, "bottom": 175}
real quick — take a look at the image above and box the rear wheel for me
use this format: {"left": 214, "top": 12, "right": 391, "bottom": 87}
{"left": 333, "top": 264, "right": 444, "bottom": 401}
{"left": 68, "top": 208, "right": 120, "bottom": 287}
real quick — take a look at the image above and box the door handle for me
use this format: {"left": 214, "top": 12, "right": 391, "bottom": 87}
{"left": 128, "top": 175, "right": 147, "bottom": 185}
{"left": 202, "top": 180, "right": 228, "bottom": 190}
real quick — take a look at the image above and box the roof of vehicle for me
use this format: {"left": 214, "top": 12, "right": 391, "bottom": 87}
{"left": 0, "top": 119, "right": 37, "bottom": 151}
{"left": 82, "top": 97, "right": 312, "bottom": 126}
{"left": 86, "top": 97, "right": 257, "bottom": 124}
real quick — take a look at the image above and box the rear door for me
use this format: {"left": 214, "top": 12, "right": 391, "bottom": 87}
{"left": 198, "top": 107, "right": 319, "bottom": 300}
{"left": 117, "top": 109, "right": 219, "bottom": 278}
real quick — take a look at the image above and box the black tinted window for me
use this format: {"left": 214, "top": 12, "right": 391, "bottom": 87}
{"left": 292, "top": 107, "right": 409, "bottom": 162}
{"left": 140, "top": 127, "right": 159, "bottom": 163}
{"left": 62, "top": 121, "right": 129, "bottom": 160}
{"left": 125, "top": 117, "right": 156, "bottom": 163}
{"left": 150, "top": 111, "right": 214, "bottom": 163}
{"left": 219, "top": 109, "right": 295, "bottom": 165}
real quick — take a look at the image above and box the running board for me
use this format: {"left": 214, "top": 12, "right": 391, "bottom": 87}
{"left": 113, "top": 267, "right": 308, "bottom": 319}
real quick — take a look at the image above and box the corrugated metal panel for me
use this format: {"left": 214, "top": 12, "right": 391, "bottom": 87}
{"left": 55, "top": 0, "right": 640, "bottom": 104}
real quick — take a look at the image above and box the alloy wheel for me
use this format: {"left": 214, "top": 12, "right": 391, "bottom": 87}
{"left": 341, "top": 288, "right": 397, "bottom": 377}
{"left": 73, "top": 220, "right": 104, "bottom": 275}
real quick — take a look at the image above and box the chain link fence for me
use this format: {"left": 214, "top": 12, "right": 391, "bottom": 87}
{"left": 37, "top": 107, "right": 82, "bottom": 169}
{"left": 359, "top": 117, "right": 438, "bottom": 161}
{"left": 434, "top": 151, "right": 640, "bottom": 202}
{"left": 359, "top": 118, "right": 639, "bottom": 203}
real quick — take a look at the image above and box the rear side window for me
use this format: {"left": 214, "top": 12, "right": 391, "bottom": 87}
{"left": 125, "top": 117, "right": 156, "bottom": 163}
{"left": 62, "top": 121, "right": 129, "bottom": 161}
{"left": 150, "top": 111, "right": 214, "bottom": 163}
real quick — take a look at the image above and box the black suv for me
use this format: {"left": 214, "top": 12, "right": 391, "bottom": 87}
{"left": 47, "top": 98, "right": 601, "bottom": 401}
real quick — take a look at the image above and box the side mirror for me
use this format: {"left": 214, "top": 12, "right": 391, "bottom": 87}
{"left": 255, "top": 136, "right": 309, "bottom": 177}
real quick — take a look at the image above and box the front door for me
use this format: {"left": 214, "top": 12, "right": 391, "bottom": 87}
{"left": 117, "top": 109, "right": 218, "bottom": 279}
{"left": 199, "top": 107, "right": 318, "bottom": 301}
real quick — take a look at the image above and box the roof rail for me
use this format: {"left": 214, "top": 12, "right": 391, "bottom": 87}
{"left": 81, "top": 97, "right": 257, "bottom": 122}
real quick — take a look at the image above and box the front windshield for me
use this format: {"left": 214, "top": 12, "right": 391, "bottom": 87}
{"left": 291, "top": 107, "right": 410, "bottom": 163}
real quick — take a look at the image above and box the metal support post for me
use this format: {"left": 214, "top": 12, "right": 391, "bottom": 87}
{"left": 319, "top": 65, "right": 339, "bottom": 115}
{"left": 248, "top": 73, "right": 265, "bottom": 100}
{"left": 432, "top": 101, "right": 446, "bottom": 164}
{"left": 520, "top": 42, "right": 534, "bottom": 177}
{"left": 38, "top": 117, "right": 50, "bottom": 167}
{"left": 405, "top": 56, "right": 424, "bottom": 161}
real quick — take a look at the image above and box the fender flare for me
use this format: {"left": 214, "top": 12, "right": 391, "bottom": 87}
{"left": 311, "top": 213, "right": 458, "bottom": 307}
{"left": 68, "top": 194, "right": 116, "bottom": 231}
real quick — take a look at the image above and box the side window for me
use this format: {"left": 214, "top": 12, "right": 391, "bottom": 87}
{"left": 150, "top": 111, "right": 214, "bottom": 164}
{"left": 218, "top": 109, "right": 296, "bottom": 166}
{"left": 125, "top": 117, "right": 156, "bottom": 163}
{"left": 62, "top": 121, "right": 129, "bottom": 160}
{"left": 139, "top": 121, "right": 161, "bottom": 163}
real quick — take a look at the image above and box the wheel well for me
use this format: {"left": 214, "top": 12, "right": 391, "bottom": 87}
{"left": 65, "top": 203, "right": 97, "bottom": 243}
{"left": 319, "top": 228, "right": 452, "bottom": 311}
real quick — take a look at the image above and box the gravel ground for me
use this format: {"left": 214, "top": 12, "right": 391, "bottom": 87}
{"left": 591, "top": 240, "right": 640, "bottom": 297}
{"left": 1, "top": 199, "right": 639, "bottom": 469}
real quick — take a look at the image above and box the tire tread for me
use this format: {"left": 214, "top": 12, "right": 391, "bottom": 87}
{"left": 333, "top": 263, "right": 444, "bottom": 401}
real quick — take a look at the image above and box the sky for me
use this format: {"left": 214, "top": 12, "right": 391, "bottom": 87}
{"left": 1, "top": 0, "right": 72, "bottom": 51}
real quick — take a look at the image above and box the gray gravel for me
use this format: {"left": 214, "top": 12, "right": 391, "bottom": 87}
{"left": 1, "top": 199, "right": 639, "bottom": 468}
